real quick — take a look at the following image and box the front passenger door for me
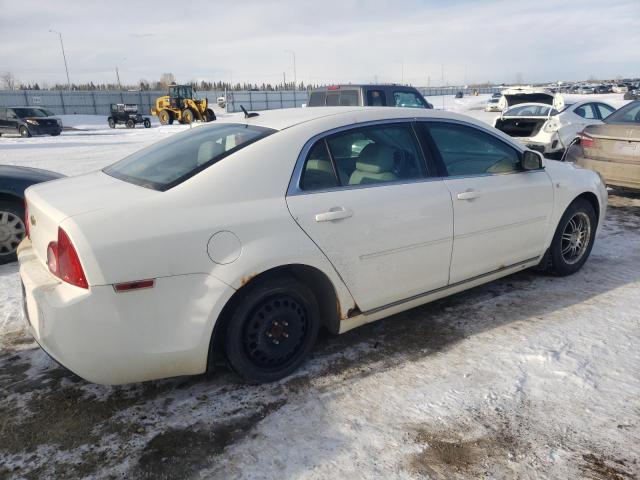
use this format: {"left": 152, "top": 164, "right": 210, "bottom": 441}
{"left": 422, "top": 122, "right": 553, "bottom": 284}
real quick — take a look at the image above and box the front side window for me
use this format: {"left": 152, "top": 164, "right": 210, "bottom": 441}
{"left": 104, "top": 124, "right": 274, "bottom": 190}
{"left": 596, "top": 103, "right": 614, "bottom": 119}
{"left": 394, "top": 91, "right": 426, "bottom": 108}
{"left": 426, "top": 123, "right": 522, "bottom": 176}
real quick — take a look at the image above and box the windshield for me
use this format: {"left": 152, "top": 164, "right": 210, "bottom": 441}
{"left": 605, "top": 101, "right": 640, "bottom": 124}
{"left": 504, "top": 104, "right": 558, "bottom": 117}
{"left": 104, "top": 123, "right": 275, "bottom": 190}
{"left": 12, "top": 108, "right": 47, "bottom": 118}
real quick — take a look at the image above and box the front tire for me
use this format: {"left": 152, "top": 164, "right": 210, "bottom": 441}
{"left": 126, "top": 119, "right": 135, "bottom": 129}
{"left": 19, "top": 126, "right": 31, "bottom": 138}
{"left": 0, "top": 202, "right": 26, "bottom": 265}
{"left": 182, "top": 109, "right": 195, "bottom": 124}
{"left": 548, "top": 198, "right": 597, "bottom": 276}
{"left": 158, "top": 110, "right": 173, "bottom": 125}
{"left": 224, "top": 277, "right": 320, "bottom": 383}
{"left": 143, "top": 119, "right": 151, "bottom": 128}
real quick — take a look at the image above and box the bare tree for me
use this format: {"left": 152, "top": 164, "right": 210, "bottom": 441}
{"left": 1, "top": 72, "right": 17, "bottom": 90}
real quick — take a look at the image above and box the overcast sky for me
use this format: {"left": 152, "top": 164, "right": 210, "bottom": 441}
{"left": 1, "top": 0, "right": 638, "bottom": 87}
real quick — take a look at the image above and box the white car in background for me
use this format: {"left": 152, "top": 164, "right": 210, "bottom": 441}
{"left": 612, "top": 84, "right": 628, "bottom": 94}
{"left": 494, "top": 97, "right": 615, "bottom": 158}
{"left": 19, "top": 107, "right": 607, "bottom": 385}
{"left": 485, "top": 97, "right": 501, "bottom": 112}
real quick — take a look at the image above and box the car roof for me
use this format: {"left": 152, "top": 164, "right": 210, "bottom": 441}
{"left": 215, "top": 106, "right": 481, "bottom": 131}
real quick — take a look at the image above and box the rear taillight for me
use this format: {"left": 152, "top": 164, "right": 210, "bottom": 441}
{"left": 47, "top": 227, "right": 88, "bottom": 289}
{"left": 24, "top": 200, "right": 30, "bottom": 239}
{"left": 579, "top": 132, "right": 595, "bottom": 148}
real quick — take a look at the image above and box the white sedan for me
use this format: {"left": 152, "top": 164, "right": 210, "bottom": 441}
{"left": 494, "top": 100, "right": 616, "bottom": 158}
{"left": 19, "top": 107, "right": 607, "bottom": 384}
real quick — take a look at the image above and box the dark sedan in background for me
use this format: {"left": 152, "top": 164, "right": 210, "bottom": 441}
{"left": 0, "top": 165, "right": 64, "bottom": 264}
{"left": 0, "top": 107, "right": 63, "bottom": 138}
{"left": 565, "top": 101, "right": 640, "bottom": 191}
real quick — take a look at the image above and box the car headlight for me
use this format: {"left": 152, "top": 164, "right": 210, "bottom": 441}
{"left": 56, "top": 119, "right": 63, "bottom": 127}
{"left": 543, "top": 120, "right": 558, "bottom": 133}
{"left": 26, "top": 119, "right": 39, "bottom": 125}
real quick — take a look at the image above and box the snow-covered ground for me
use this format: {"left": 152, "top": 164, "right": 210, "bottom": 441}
{"left": 0, "top": 96, "right": 638, "bottom": 479}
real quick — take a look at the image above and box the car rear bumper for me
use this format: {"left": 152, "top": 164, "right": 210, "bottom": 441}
{"left": 18, "top": 238, "right": 235, "bottom": 385}
{"left": 575, "top": 156, "right": 640, "bottom": 190}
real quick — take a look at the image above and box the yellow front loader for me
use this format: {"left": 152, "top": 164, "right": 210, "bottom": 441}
{"left": 150, "top": 84, "right": 216, "bottom": 125}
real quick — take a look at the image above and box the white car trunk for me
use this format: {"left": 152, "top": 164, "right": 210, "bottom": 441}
{"left": 25, "top": 171, "right": 158, "bottom": 266}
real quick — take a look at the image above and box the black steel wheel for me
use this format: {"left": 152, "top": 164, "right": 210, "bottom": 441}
{"left": 548, "top": 198, "right": 597, "bottom": 276}
{"left": 224, "top": 277, "right": 320, "bottom": 383}
{"left": 0, "top": 202, "right": 26, "bottom": 265}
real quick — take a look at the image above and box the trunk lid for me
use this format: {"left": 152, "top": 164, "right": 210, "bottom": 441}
{"left": 25, "top": 171, "right": 158, "bottom": 265}
{"left": 498, "top": 88, "right": 564, "bottom": 111}
{"left": 582, "top": 124, "right": 640, "bottom": 162}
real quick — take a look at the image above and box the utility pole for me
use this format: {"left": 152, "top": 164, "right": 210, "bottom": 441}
{"left": 283, "top": 72, "right": 286, "bottom": 89}
{"left": 401, "top": 61, "right": 404, "bottom": 85}
{"left": 441, "top": 64, "right": 445, "bottom": 110}
{"left": 49, "top": 29, "right": 71, "bottom": 90}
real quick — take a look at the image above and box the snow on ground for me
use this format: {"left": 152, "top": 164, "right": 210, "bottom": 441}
{"left": 0, "top": 96, "right": 638, "bottom": 479}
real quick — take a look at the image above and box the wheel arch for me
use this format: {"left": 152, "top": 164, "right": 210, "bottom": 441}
{"left": 0, "top": 192, "right": 24, "bottom": 207}
{"left": 574, "top": 191, "right": 600, "bottom": 225}
{"left": 206, "top": 263, "right": 344, "bottom": 371}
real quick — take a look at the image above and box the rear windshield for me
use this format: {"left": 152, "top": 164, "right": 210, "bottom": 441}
{"left": 605, "top": 101, "right": 640, "bottom": 124}
{"left": 104, "top": 123, "right": 275, "bottom": 190}
{"left": 504, "top": 104, "right": 558, "bottom": 116}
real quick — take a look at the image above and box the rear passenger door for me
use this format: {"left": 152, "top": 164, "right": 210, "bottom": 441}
{"left": 421, "top": 121, "right": 553, "bottom": 284}
{"left": 286, "top": 121, "right": 454, "bottom": 312}
{"left": 0, "top": 108, "right": 7, "bottom": 133}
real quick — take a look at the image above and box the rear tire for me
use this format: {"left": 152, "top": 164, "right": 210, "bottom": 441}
{"left": 224, "top": 277, "right": 320, "bottom": 383}
{"left": 158, "top": 110, "right": 173, "bottom": 125}
{"left": 0, "top": 201, "right": 26, "bottom": 265}
{"left": 547, "top": 198, "right": 597, "bottom": 276}
{"left": 108, "top": 117, "right": 116, "bottom": 129}
{"left": 204, "top": 109, "right": 216, "bottom": 122}
{"left": 19, "top": 126, "right": 31, "bottom": 138}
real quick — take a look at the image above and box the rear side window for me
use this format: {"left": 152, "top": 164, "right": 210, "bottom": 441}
{"left": 394, "top": 91, "right": 426, "bottom": 108}
{"left": 0, "top": 109, "right": 5, "bottom": 121}
{"left": 104, "top": 124, "right": 274, "bottom": 190}
{"left": 339, "top": 90, "right": 359, "bottom": 106}
{"left": 366, "top": 90, "right": 386, "bottom": 106}
{"left": 300, "top": 141, "right": 338, "bottom": 191}
{"left": 605, "top": 102, "right": 640, "bottom": 124}
{"left": 308, "top": 91, "right": 326, "bottom": 106}
{"left": 426, "top": 123, "right": 522, "bottom": 176}
{"left": 326, "top": 91, "right": 340, "bottom": 106}
{"left": 574, "top": 104, "right": 597, "bottom": 119}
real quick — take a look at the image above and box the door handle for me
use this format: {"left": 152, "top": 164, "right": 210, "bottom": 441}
{"left": 456, "top": 189, "right": 481, "bottom": 201}
{"left": 315, "top": 207, "right": 353, "bottom": 222}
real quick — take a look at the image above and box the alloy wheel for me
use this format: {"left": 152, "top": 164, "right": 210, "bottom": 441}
{"left": 561, "top": 212, "right": 591, "bottom": 265}
{"left": 0, "top": 211, "right": 26, "bottom": 257}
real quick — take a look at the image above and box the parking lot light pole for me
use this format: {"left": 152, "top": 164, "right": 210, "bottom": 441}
{"left": 116, "top": 57, "right": 127, "bottom": 90}
{"left": 49, "top": 29, "right": 71, "bottom": 90}
{"left": 285, "top": 49, "right": 297, "bottom": 105}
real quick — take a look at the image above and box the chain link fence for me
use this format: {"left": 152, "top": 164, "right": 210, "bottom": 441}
{"left": 0, "top": 86, "right": 503, "bottom": 116}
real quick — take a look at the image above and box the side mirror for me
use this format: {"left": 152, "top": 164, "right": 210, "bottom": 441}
{"left": 522, "top": 150, "right": 544, "bottom": 170}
